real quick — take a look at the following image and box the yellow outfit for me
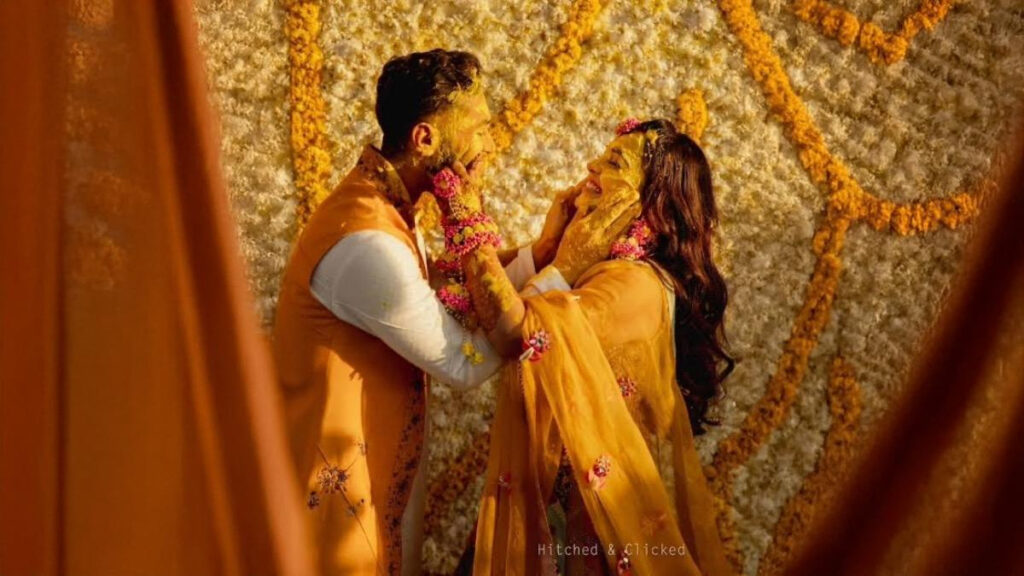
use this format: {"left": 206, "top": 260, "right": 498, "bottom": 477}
{"left": 473, "top": 260, "right": 733, "bottom": 576}
{"left": 274, "top": 147, "right": 425, "bottom": 575}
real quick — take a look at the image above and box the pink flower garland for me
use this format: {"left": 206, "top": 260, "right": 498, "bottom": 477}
{"left": 431, "top": 168, "right": 461, "bottom": 200}
{"left": 437, "top": 284, "right": 473, "bottom": 318}
{"left": 610, "top": 218, "right": 656, "bottom": 261}
{"left": 431, "top": 167, "right": 503, "bottom": 330}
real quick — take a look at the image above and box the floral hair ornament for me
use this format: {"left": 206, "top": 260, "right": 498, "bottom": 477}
{"left": 614, "top": 117, "right": 659, "bottom": 163}
{"left": 615, "top": 117, "right": 642, "bottom": 136}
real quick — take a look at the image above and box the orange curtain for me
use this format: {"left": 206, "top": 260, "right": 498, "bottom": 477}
{"left": 786, "top": 130, "right": 1024, "bottom": 576}
{"left": 0, "top": 2, "right": 312, "bottom": 574}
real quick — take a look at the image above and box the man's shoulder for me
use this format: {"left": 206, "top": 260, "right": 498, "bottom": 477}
{"left": 301, "top": 178, "right": 394, "bottom": 237}
{"left": 314, "top": 230, "right": 423, "bottom": 292}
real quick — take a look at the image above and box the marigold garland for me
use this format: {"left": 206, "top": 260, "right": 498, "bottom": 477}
{"left": 285, "top": 0, "right": 333, "bottom": 228}
{"left": 706, "top": 209, "right": 849, "bottom": 570}
{"left": 491, "top": 0, "right": 606, "bottom": 152}
{"left": 708, "top": 1, "right": 982, "bottom": 568}
{"left": 792, "top": 0, "right": 956, "bottom": 66}
{"left": 676, "top": 88, "right": 709, "bottom": 142}
{"left": 718, "top": 0, "right": 981, "bottom": 235}
{"left": 756, "top": 356, "right": 861, "bottom": 576}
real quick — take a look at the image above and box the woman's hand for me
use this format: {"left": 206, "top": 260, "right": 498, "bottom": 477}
{"left": 534, "top": 181, "right": 584, "bottom": 268}
{"left": 551, "top": 194, "right": 640, "bottom": 285}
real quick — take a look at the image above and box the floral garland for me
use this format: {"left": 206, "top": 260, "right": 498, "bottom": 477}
{"left": 491, "top": 0, "right": 606, "bottom": 152}
{"left": 756, "top": 356, "right": 861, "bottom": 576}
{"left": 676, "top": 88, "right": 709, "bottom": 142}
{"left": 792, "top": 0, "right": 957, "bottom": 66}
{"left": 709, "top": 0, "right": 983, "bottom": 568}
{"left": 284, "top": 0, "right": 333, "bottom": 228}
{"left": 431, "top": 168, "right": 504, "bottom": 363}
{"left": 706, "top": 207, "right": 849, "bottom": 569}
{"left": 717, "top": 0, "right": 981, "bottom": 237}
{"left": 610, "top": 218, "right": 656, "bottom": 261}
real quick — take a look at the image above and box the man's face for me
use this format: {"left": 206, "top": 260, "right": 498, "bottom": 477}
{"left": 575, "top": 132, "right": 647, "bottom": 214}
{"left": 431, "top": 86, "right": 495, "bottom": 172}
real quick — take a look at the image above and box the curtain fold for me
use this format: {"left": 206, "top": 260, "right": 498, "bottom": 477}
{"left": 786, "top": 130, "right": 1024, "bottom": 576}
{"left": 0, "top": 2, "right": 313, "bottom": 574}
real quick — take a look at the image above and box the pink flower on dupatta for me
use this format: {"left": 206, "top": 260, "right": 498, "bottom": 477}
{"left": 520, "top": 329, "right": 552, "bottom": 362}
{"left": 616, "top": 550, "right": 633, "bottom": 575}
{"left": 587, "top": 454, "right": 613, "bottom": 491}
{"left": 617, "top": 376, "right": 638, "bottom": 398}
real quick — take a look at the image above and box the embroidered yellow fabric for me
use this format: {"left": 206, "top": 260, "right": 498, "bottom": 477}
{"left": 473, "top": 260, "right": 734, "bottom": 576}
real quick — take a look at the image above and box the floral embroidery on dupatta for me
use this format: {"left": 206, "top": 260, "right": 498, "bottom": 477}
{"left": 520, "top": 329, "right": 552, "bottom": 362}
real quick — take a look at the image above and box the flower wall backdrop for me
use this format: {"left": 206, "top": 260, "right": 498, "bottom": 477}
{"left": 195, "top": 0, "right": 1024, "bottom": 573}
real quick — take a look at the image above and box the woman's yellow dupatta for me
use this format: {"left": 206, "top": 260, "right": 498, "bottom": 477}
{"left": 474, "top": 287, "right": 705, "bottom": 575}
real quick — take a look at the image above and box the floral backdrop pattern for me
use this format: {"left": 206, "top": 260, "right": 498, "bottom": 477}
{"left": 195, "top": 0, "right": 1024, "bottom": 573}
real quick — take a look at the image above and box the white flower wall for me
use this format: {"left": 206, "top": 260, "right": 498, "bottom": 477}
{"left": 195, "top": 0, "right": 1024, "bottom": 573}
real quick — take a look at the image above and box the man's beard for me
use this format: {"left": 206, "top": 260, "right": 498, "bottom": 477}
{"left": 426, "top": 142, "right": 458, "bottom": 175}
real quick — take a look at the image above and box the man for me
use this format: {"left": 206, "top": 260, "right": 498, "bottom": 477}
{"left": 273, "top": 49, "right": 572, "bottom": 574}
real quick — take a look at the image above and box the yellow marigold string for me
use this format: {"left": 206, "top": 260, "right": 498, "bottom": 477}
{"left": 491, "top": 0, "right": 606, "bottom": 152}
{"left": 718, "top": 0, "right": 982, "bottom": 232}
{"left": 709, "top": 1, "right": 980, "bottom": 568}
{"left": 706, "top": 210, "right": 849, "bottom": 570}
{"left": 757, "top": 356, "right": 861, "bottom": 576}
{"left": 792, "top": 0, "right": 956, "bottom": 66}
{"left": 676, "top": 88, "right": 708, "bottom": 142}
{"left": 285, "top": 0, "right": 333, "bottom": 229}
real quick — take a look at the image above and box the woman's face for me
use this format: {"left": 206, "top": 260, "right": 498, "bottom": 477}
{"left": 575, "top": 132, "right": 647, "bottom": 215}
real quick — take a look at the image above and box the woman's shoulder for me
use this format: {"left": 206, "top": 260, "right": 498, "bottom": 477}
{"left": 577, "top": 258, "right": 665, "bottom": 289}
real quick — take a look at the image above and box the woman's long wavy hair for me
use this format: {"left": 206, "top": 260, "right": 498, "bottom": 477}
{"left": 623, "top": 119, "right": 735, "bottom": 434}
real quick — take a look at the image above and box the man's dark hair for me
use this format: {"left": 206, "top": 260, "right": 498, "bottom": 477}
{"left": 375, "top": 49, "right": 482, "bottom": 157}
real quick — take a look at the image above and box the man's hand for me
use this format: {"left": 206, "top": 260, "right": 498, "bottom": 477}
{"left": 438, "top": 161, "right": 485, "bottom": 217}
{"left": 533, "top": 181, "right": 584, "bottom": 269}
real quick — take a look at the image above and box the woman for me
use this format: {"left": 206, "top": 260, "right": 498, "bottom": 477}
{"left": 434, "top": 118, "right": 734, "bottom": 575}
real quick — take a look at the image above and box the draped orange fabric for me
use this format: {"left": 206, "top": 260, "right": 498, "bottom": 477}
{"left": 786, "top": 132, "right": 1024, "bottom": 576}
{"left": 474, "top": 260, "right": 732, "bottom": 575}
{"left": 0, "top": 2, "right": 312, "bottom": 574}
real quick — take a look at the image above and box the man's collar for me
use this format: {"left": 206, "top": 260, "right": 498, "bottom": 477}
{"left": 356, "top": 145, "right": 414, "bottom": 215}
